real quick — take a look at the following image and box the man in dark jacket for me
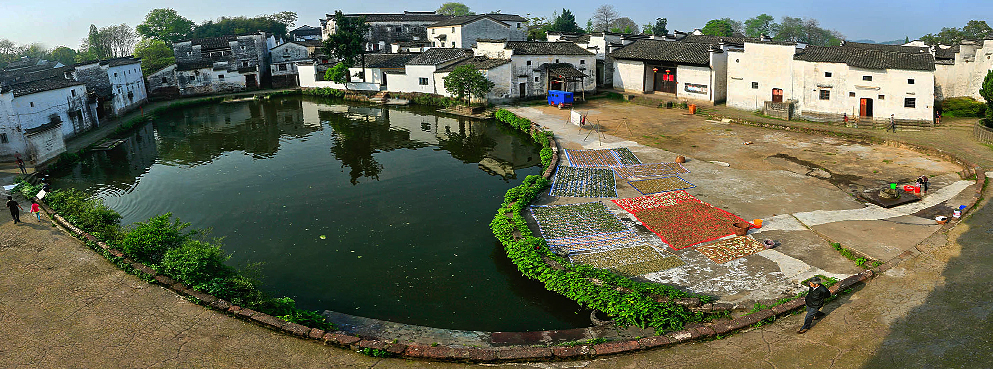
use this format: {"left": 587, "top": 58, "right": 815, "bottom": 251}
{"left": 798, "top": 277, "right": 831, "bottom": 334}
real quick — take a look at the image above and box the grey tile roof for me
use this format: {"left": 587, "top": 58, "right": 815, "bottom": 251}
{"left": 680, "top": 34, "right": 754, "bottom": 46}
{"left": 9, "top": 76, "right": 83, "bottom": 97}
{"left": 840, "top": 41, "right": 929, "bottom": 54}
{"left": 487, "top": 14, "right": 526, "bottom": 22}
{"left": 934, "top": 45, "right": 959, "bottom": 60}
{"left": 435, "top": 56, "right": 511, "bottom": 72}
{"left": 407, "top": 48, "right": 473, "bottom": 65}
{"left": 189, "top": 35, "right": 238, "bottom": 49}
{"left": 429, "top": 15, "right": 509, "bottom": 28}
{"left": 102, "top": 57, "right": 141, "bottom": 67}
{"left": 339, "top": 12, "right": 451, "bottom": 23}
{"left": 176, "top": 61, "right": 213, "bottom": 71}
{"left": 609, "top": 39, "right": 713, "bottom": 65}
{"left": 359, "top": 53, "right": 419, "bottom": 68}
{"left": 793, "top": 46, "right": 935, "bottom": 71}
{"left": 537, "top": 63, "right": 588, "bottom": 80}
{"left": 290, "top": 25, "right": 322, "bottom": 36}
{"left": 504, "top": 41, "right": 593, "bottom": 55}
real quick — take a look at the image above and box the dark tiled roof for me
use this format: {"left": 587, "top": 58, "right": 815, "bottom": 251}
{"left": 294, "top": 40, "right": 324, "bottom": 48}
{"left": 793, "top": 46, "right": 935, "bottom": 71}
{"left": 840, "top": 41, "right": 929, "bottom": 54}
{"left": 436, "top": 56, "right": 511, "bottom": 72}
{"left": 359, "top": 53, "right": 419, "bottom": 68}
{"left": 189, "top": 35, "right": 238, "bottom": 49}
{"left": 177, "top": 61, "right": 213, "bottom": 71}
{"left": 339, "top": 13, "right": 451, "bottom": 23}
{"left": 537, "top": 63, "right": 588, "bottom": 79}
{"left": 9, "top": 76, "right": 83, "bottom": 97}
{"left": 504, "top": 41, "right": 593, "bottom": 55}
{"left": 102, "top": 57, "right": 141, "bottom": 67}
{"left": 934, "top": 45, "right": 959, "bottom": 60}
{"left": 407, "top": 48, "right": 472, "bottom": 65}
{"left": 429, "top": 15, "right": 509, "bottom": 27}
{"left": 609, "top": 39, "right": 713, "bottom": 65}
{"left": 487, "top": 14, "right": 526, "bottom": 22}
{"left": 680, "top": 34, "right": 754, "bottom": 46}
{"left": 24, "top": 119, "right": 62, "bottom": 134}
{"left": 290, "top": 25, "right": 322, "bottom": 35}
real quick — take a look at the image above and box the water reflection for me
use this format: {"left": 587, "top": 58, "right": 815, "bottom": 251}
{"left": 49, "top": 96, "right": 583, "bottom": 331}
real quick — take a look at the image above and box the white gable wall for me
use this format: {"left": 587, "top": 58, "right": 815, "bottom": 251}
{"left": 794, "top": 61, "right": 934, "bottom": 121}
{"left": 727, "top": 43, "right": 798, "bottom": 111}
{"left": 934, "top": 39, "right": 993, "bottom": 101}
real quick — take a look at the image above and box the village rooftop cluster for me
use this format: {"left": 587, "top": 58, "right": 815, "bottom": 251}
{"left": 2, "top": 9, "right": 993, "bottom": 165}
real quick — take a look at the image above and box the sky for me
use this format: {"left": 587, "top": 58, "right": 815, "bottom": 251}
{"left": 1, "top": 0, "right": 991, "bottom": 49}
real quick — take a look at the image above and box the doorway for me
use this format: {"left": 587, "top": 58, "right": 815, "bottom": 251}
{"left": 651, "top": 66, "right": 676, "bottom": 94}
{"left": 382, "top": 72, "right": 388, "bottom": 88}
{"left": 519, "top": 83, "right": 526, "bottom": 98}
{"left": 860, "top": 98, "right": 873, "bottom": 117}
{"left": 246, "top": 74, "right": 258, "bottom": 89}
{"left": 772, "top": 88, "right": 783, "bottom": 103}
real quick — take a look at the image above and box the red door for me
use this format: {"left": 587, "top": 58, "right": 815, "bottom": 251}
{"left": 860, "top": 98, "right": 873, "bottom": 117}
{"left": 772, "top": 88, "right": 783, "bottom": 103}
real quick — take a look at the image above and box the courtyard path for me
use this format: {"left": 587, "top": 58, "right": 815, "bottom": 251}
{"left": 0, "top": 100, "right": 991, "bottom": 368}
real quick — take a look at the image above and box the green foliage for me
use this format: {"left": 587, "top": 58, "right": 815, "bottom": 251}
{"left": 408, "top": 93, "right": 459, "bottom": 107}
{"left": 12, "top": 180, "right": 43, "bottom": 199}
{"left": 648, "top": 18, "right": 668, "bottom": 36}
{"left": 302, "top": 87, "right": 347, "bottom": 98}
{"left": 744, "top": 14, "right": 776, "bottom": 38}
{"left": 556, "top": 337, "right": 607, "bottom": 346}
{"left": 134, "top": 38, "right": 175, "bottom": 76}
{"left": 941, "top": 97, "right": 987, "bottom": 117}
{"left": 981, "top": 70, "right": 993, "bottom": 127}
{"left": 324, "top": 62, "right": 350, "bottom": 85}
{"left": 701, "top": 19, "right": 734, "bottom": 37}
{"left": 136, "top": 8, "right": 195, "bottom": 43}
{"left": 921, "top": 20, "right": 992, "bottom": 46}
{"left": 119, "top": 213, "right": 190, "bottom": 264}
{"left": 492, "top": 109, "right": 709, "bottom": 333}
{"left": 323, "top": 11, "right": 369, "bottom": 67}
{"left": 443, "top": 64, "right": 494, "bottom": 105}
{"left": 160, "top": 239, "right": 231, "bottom": 287}
{"left": 437, "top": 2, "right": 473, "bottom": 16}
{"left": 191, "top": 16, "right": 289, "bottom": 40}
{"left": 550, "top": 9, "right": 584, "bottom": 34}
{"left": 831, "top": 243, "right": 880, "bottom": 269}
{"left": 360, "top": 348, "right": 394, "bottom": 357}
{"left": 48, "top": 46, "right": 77, "bottom": 66}
{"left": 770, "top": 16, "right": 844, "bottom": 46}
{"left": 45, "top": 189, "right": 122, "bottom": 240}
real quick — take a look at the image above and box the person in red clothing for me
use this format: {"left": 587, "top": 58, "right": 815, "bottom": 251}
{"left": 30, "top": 200, "right": 41, "bottom": 221}
{"left": 798, "top": 276, "right": 831, "bottom": 334}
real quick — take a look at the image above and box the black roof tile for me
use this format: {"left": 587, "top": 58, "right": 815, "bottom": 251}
{"left": 503, "top": 41, "right": 593, "bottom": 55}
{"left": 435, "top": 56, "right": 511, "bottom": 72}
{"left": 609, "top": 39, "right": 713, "bottom": 65}
{"left": 407, "top": 48, "right": 472, "bottom": 65}
{"left": 9, "top": 76, "right": 83, "bottom": 97}
{"left": 358, "top": 53, "right": 419, "bottom": 68}
{"left": 793, "top": 45, "right": 935, "bottom": 71}
{"left": 840, "top": 41, "right": 929, "bottom": 54}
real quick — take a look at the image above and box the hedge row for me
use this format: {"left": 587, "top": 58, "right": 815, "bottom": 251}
{"left": 490, "top": 109, "right": 709, "bottom": 333}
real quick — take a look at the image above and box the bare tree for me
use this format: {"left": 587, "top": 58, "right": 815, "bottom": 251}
{"left": 592, "top": 4, "right": 618, "bottom": 32}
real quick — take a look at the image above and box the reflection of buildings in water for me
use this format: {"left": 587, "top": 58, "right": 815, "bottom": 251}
{"left": 155, "top": 98, "right": 322, "bottom": 165}
{"left": 58, "top": 121, "right": 160, "bottom": 194}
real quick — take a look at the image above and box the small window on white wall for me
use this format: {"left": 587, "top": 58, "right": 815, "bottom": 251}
{"left": 30, "top": 102, "right": 34, "bottom": 107}
{"left": 534, "top": 76, "right": 539, "bottom": 82}
{"left": 419, "top": 77, "right": 429, "bottom": 85}
{"left": 825, "top": 72, "right": 832, "bottom": 77}
{"left": 0, "top": 133, "right": 7, "bottom": 144}
{"left": 580, "top": 59, "right": 585, "bottom": 64}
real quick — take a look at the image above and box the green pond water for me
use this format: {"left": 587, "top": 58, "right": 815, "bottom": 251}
{"left": 50, "top": 96, "right": 590, "bottom": 331}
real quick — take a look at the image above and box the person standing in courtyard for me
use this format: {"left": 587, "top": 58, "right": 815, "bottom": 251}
{"left": 889, "top": 114, "right": 896, "bottom": 132}
{"left": 917, "top": 175, "right": 929, "bottom": 193}
{"left": 15, "top": 156, "right": 26, "bottom": 175}
{"left": 6, "top": 196, "right": 23, "bottom": 224}
{"left": 30, "top": 200, "right": 41, "bottom": 221}
{"left": 798, "top": 276, "right": 831, "bottom": 334}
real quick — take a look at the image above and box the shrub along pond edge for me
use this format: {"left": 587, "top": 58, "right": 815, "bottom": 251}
{"left": 15, "top": 94, "right": 893, "bottom": 362}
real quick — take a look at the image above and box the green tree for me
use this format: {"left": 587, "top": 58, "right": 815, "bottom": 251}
{"left": 267, "top": 11, "right": 298, "bottom": 28}
{"left": 526, "top": 15, "right": 551, "bottom": 40}
{"left": 744, "top": 14, "right": 776, "bottom": 38}
{"left": 443, "top": 64, "right": 494, "bottom": 105}
{"left": 324, "top": 62, "right": 351, "bottom": 87}
{"left": 323, "top": 11, "right": 369, "bottom": 69}
{"left": 437, "top": 2, "right": 473, "bottom": 16}
{"left": 981, "top": 70, "right": 993, "bottom": 127}
{"left": 134, "top": 38, "right": 175, "bottom": 75}
{"left": 963, "top": 20, "right": 992, "bottom": 40}
{"left": 652, "top": 18, "right": 668, "bottom": 36}
{"left": 720, "top": 17, "right": 743, "bottom": 34}
{"left": 701, "top": 19, "right": 734, "bottom": 37}
{"left": 550, "top": 9, "right": 584, "bottom": 34}
{"left": 136, "top": 8, "right": 195, "bottom": 43}
{"left": 86, "top": 24, "right": 110, "bottom": 59}
{"left": 48, "top": 46, "right": 77, "bottom": 65}
{"left": 192, "top": 16, "right": 289, "bottom": 40}
{"left": 610, "top": 17, "right": 639, "bottom": 34}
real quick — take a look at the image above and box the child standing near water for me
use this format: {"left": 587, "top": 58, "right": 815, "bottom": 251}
{"left": 30, "top": 200, "right": 41, "bottom": 221}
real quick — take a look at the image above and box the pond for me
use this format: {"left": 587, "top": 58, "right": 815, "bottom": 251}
{"left": 50, "top": 96, "right": 590, "bottom": 332}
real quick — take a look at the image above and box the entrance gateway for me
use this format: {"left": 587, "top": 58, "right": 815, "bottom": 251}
{"left": 860, "top": 98, "right": 874, "bottom": 117}
{"left": 649, "top": 65, "right": 677, "bottom": 94}
{"left": 772, "top": 88, "right": 783, "bottom": 103}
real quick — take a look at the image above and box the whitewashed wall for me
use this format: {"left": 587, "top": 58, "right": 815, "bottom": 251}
{"left": 432, "top": 62, "right": 513, "bottom": 102}
{"left": 612, "top": 59, "right": 646, "bottom": 92}
{"left": 297, "top": 64, "right": 380, "bottom": 91}
{"left": 107, "top": 62, "right": 148, "bottom": 115}
{"left": 727, "top": 43, "right": 798, "bottom": 111}
{"left": 934, "top": 39, "right": 993, "bottom": 101}
{"left": 794, "top": 61, "right": 934, "bottom": 121}
{"left": 388, "top": 65, "right": 439, "bottom": 93}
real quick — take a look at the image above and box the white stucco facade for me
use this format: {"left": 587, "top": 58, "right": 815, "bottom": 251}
{"left": 474, "top": 41, "right": 596, "bottom": 98}
{"left": 934, "top": 39, "right": 993, "bottom": 101}
{"left": 106, "top": 62, "right": 148, "bottom": 116}
{"left": 428, "top": 17, "right": 524, "bottom": 49}
{"left": 433, "top": 62, "right": 513, "bottom": 102}
{"left": 0, "top": 83, "right": 94, "bottom": 163}
{"left": 727, "top": 42, "right": 799, "bottom": 111}
{"left": 793, "top": 61, "right": 935, "bottom": 122}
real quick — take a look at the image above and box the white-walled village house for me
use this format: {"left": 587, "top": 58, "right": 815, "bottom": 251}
{"left": 321, "top": 11, "right": 449, "bottom": 53}
{"left": 386, "top": 48, "right": 474, "bottom": 94}
{"left": 610, "top": 38, "right": 729, "bottom": 104}
{"left": 433, "top": 56, "right": 513, "bottom": 103}
{"left": 0, "top": 78, "right": 95, "bottom": 163}
{"left": 932, "top": 38, "right": 993, "bottom": 102}
{"left": 473, "top": 40, "right": 596, "bottom": 98}
{"left": 427, "top": 14, "right": 526, "bottom": 49}
{"left": 73, "top": 57, "right": 148, "bottom": 119}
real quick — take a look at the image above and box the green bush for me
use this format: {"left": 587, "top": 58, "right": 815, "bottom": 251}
{"left": 160, "top": 239, "right": 232, "bottom": 287}
{"left": 12, "top": 180, "right": 43, "bottom": 199}
{"left": 118, "top": 213, "right": 190, "bottom": 264}
{"left": 45, "top": 189, "right": 122, "bottom": 240}
{"left": 302, "top": 87, "right": 347, "bottom": 98}
{"left": 941, "top": 97, "right": 987, "bottom": 117}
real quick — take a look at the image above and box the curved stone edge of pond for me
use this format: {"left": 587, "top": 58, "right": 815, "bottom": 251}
{"left": 28, "top": 105, "right": 987, "bottom": 363}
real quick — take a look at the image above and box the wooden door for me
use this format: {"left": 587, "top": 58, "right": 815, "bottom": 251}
{"left": 519, "top": 83, "right": 526, "bottom": 98}
{"left": 860, "top": 98, "right": 873, "bottom": 117}
{"left": 661, "top": 69, "right": 676, "bottom": 94}
{"left": 772, "top": 88, "right": 783, "bottom": 103}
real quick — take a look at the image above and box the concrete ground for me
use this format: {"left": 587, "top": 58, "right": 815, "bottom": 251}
{"left": 509, "top": 102, "right": 972, "bottom": 307}
{"left": 1, "top": 98, "right": 991, "bottom": 368}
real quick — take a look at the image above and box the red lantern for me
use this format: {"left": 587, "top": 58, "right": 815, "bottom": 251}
{"left": 653, "top": 67, "right": 658, "bottom": 72}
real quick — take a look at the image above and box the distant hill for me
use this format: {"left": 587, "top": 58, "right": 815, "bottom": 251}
{"left": 850, "top": 39, "right": 907, "bottom": 45}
